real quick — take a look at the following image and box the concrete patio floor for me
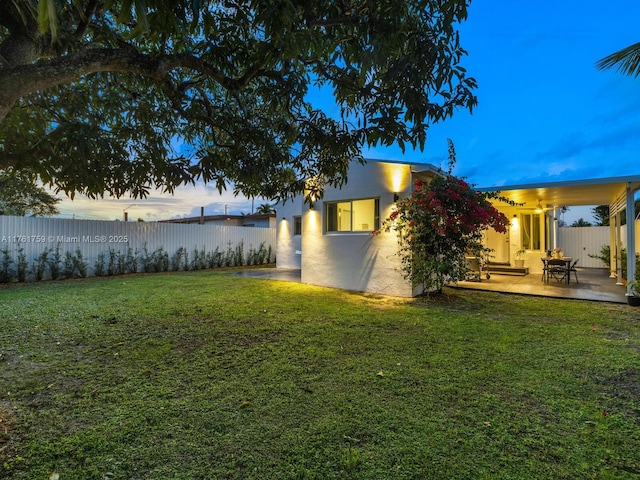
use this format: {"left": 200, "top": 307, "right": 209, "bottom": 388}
{"left": 234, "top": 267, "right": 630, "bottom": 304}
{"left": 453, "top": 267, "right": 628, "bottom": 304}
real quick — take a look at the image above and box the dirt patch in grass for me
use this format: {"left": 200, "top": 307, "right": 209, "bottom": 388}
{"left": 597, "top": 369, "right": 640, "bottom": 420}
{"left": 0, "top": 402, "right": 15, "bottom": 458}
{"left": 413, "top": 289, "right": 486, "bottom": 313}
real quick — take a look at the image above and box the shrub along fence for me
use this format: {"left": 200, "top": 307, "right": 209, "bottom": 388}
{"left": 0, "top": 216, "right": 275, "bottom": 283}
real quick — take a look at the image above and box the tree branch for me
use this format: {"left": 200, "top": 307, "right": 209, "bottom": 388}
{"left": 74, "top": 0, "right": 101, "bottom": 39}
{"left": 0, "top": 47, "right": 232, "bottom": 122}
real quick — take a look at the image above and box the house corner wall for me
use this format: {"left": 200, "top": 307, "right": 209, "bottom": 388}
{"left": 301, "top": 162, "right": 414, "bottom": 297}
{"left": 275, "top": 197, "right": 303, "bottom": 269}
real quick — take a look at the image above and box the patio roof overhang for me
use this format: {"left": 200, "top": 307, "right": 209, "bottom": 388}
{"left": 478, "top": 174, "right": 640, "bottom": 295}
{"left": 477, "top": 175, "right": 640, "bottom": 210}
{"left": 478, "top": 175, "right": 640, "bottom": 208}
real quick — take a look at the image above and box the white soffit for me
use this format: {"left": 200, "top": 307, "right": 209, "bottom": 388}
{"left": 478, "top": 176, "right": 640, "bottom": 209}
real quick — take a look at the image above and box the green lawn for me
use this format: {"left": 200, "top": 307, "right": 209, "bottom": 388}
{"left": 1, "top": 270, "right": 639, "bottom": 479}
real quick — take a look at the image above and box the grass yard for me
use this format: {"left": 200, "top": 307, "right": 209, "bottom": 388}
{"left": 1, "top": 269, "right": 639, "bottom": 479}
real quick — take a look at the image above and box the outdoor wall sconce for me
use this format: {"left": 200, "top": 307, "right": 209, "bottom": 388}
{"left": 393, "top": 192, "right": 400, "bottom": 202}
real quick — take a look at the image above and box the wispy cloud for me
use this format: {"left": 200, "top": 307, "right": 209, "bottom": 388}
{"left": 53, "top": 182, "right": 261, "bottom": 221}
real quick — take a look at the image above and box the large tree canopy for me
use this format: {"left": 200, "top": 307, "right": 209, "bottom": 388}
{"left": 0, "top": 0, "right": 477, "bottom": 202}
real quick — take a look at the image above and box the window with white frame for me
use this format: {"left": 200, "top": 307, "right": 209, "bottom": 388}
{"left": 325, "top": 198, "right": 380, "bottom": 232}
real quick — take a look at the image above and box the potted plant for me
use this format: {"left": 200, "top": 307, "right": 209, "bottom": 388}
{"left": 514, "top": 248, "right": 526, "bottom": 268}
{"left": 626, "top": 279, "right": 640, "bottom": 306}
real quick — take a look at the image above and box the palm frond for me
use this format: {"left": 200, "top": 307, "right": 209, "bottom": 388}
{"left": 596, "top": 41, "right": 640, "bottom": 77}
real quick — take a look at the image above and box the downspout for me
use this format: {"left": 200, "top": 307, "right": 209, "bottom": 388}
{"left": 616, "top": 213, "right": 623, "bottom": 284}
{"left": 626, "top": 184, "right": 636, "bottom": 293}
{"left": 609, "top": 212, "right": 617, "bottom": 278}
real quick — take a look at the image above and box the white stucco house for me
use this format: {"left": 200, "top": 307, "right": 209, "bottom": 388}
{"left": 276, "top": 158, "right": 640, "bottom": 297}
{"left": 276, "top": 159, "right": 442, "bottom": 297}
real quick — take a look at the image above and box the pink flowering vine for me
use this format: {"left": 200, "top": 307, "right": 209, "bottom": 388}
{"left": 375, "top": 140, "right": 511, "bottom": 295}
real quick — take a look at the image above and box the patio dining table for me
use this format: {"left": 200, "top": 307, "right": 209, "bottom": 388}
{"left": 542, "top": 256, "right": 572, "bottom": 285}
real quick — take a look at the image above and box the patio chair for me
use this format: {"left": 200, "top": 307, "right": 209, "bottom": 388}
{"left": 547, "top": 258, "right": 568, "bottom": 283}
{"left": 541, "top": 258, "right": 549, "bottom": 282}
{"left": 569, "top": 258, "right": 579, "bottom": 283}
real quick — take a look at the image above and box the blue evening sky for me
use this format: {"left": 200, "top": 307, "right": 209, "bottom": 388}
{"left": 363, "top": 0, "right": 640, "bottom": 223}
{"left": 57, "top": 1, "right": 640, "bottom": 222}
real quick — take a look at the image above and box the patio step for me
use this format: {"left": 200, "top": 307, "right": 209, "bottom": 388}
{"left": 485, "top": 265, "right": 529, "bottom": 276}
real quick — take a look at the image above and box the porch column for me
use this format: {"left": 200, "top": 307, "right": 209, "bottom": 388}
{"left": 626, "top": 184, "right": 636, "bottom": 293}
{"left": 552, "top": 210, "right": 559, "bottom": 249}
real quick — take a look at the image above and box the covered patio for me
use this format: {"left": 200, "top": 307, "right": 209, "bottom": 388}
{"left": 478, "top": 175, "right": 640, "bottom": 296}
{"left": 454, "top": 267, "right": 627, "bottom": 303}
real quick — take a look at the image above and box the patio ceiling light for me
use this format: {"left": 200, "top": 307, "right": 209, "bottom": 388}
{"left": 535, "top": 200, "right": 543, "bottom": 213}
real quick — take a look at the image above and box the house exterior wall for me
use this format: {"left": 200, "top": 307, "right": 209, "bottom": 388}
{"left": 299, "top": 161, "right": 415, "bottom": 297}
{"left": 276, "top": 196, "right": 303, "bottom": 269}
{"left": 482, "top": 207, "right": 553, "bottom": 274}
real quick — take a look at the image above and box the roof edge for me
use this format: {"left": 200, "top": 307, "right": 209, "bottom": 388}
{"left": 477, "top": 174, "right": 640, "bottom": 192}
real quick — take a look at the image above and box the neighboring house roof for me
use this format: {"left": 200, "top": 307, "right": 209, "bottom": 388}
{"left": 477, "top": 175, "right": 640, "bottom": 212}
{"left": 159, "top": 213, "right": 275, "bottom": 224}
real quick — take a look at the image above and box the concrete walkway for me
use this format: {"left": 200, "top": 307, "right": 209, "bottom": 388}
{"left": 232, "top": 267, "right": 302, "bottom": 283}
{"left": 453, "top": 267, "right": 628, "bottom": 304}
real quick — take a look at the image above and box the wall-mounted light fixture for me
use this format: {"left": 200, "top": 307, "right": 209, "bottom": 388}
{"left": 393, "top": 193, "right": 400, "bottom": 203}
{"left": 282, "top": 216, "right": 286, "bottom": 221}
{"left": 535, "top": 200, "right": 543, "bottom": 213}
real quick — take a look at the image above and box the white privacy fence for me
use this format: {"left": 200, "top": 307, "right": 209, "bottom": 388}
{"left": 557, "top": 226, "right": 612, "bottom": 268}
{"left": 0, "top": 216, "right": 276, "bottom": 281}
{"left": 558, "top": 223, "right": 640, "bottom": 268}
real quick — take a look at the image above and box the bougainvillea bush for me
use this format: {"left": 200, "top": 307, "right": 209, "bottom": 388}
{"left": 376, "top": 141, "right": 511, "bottom": 295}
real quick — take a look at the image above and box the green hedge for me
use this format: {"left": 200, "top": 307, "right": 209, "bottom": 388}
{"left": 0, "top": 241, "right": 274, "bottom": 283}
